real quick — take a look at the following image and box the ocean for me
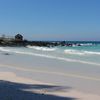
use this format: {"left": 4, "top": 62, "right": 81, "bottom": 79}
{"left": 0, "top": 41, "right": 100, "bottom": 66}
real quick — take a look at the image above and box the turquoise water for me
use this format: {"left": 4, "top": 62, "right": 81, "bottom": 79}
{"left": 0, "top": 42, "right": 100, "bottom": 66}
{"left": 57, "top": 44, "right": 100, "bottom": 64}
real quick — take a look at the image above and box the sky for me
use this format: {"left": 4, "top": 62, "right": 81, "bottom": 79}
{"left": 0, "top": 0, "right": 99, "bottom": 41}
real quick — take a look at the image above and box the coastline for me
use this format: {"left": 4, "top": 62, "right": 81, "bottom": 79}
{"left": 0, "top": 0, "right": 99, "bottom": 99}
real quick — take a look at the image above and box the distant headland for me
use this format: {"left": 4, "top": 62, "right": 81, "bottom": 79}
{"left": 0, "top": 34, "right": 70, "bottom": 47}
{"left": 0, "top": 34, "right": 98, "bottom": 47}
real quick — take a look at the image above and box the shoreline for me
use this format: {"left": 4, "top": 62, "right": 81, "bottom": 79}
{"left": 1, "top": 46, "right": 100, "bottom": 67}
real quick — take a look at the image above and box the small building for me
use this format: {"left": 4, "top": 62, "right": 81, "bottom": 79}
{"left": 15, "top": 34, "right": 23, "bottom": 41}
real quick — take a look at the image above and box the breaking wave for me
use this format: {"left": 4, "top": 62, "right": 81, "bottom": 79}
{"left": 64, "top": 49, "right": 100, "bottom": 55}
{"left": 0, "top": 47, "right": 100, "bottom": 66}
{"left": 27, "top": 45, "right": 56, "bottom": 51}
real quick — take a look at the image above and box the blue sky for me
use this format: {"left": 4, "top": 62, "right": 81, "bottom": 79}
{"left": 0, "top": 0, "right": 99, "bottom": 41}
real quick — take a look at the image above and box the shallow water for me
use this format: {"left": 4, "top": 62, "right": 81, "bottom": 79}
{"left": 0, "top": 42, "right": 100, "bottom": 65}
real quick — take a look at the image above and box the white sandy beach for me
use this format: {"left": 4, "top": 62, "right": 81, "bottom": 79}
{"left": 0, "top": 52, "right": 100, "bottom": 100}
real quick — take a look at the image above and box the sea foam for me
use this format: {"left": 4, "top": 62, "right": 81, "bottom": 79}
{"left": 27, "top": 45, "right": 56, "bottom": 51}
{"left": 64, "top": 49, "right": 100, "bottom": 55}
{"left": 0, "top": 47, "right": 100, "bottom": 66}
